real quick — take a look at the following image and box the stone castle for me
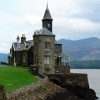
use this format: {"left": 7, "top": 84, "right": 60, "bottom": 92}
{"left": 8, "top": 5, "right": 70, "bottom": 75}
{"left": 6, "top": 5, "right": 97, "bottom": 100}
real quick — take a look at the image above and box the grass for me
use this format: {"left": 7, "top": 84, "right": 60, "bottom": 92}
{"left": 0, "top": 66, "right": 38, "bottom": 92}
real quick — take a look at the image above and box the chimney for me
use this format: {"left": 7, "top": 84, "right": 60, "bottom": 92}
{"left": 16, "top": 35, "right": 20, "bottom": 43}
{"left": 21, "top": 34, "right": 26, "bottom": 44}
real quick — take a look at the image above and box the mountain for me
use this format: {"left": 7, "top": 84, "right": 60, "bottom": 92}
{"left": 0, "top": 53, "right": 8, "bottom": 63}
{"left": 1, "top": 37, "right": 100, "bottom": 63}
{"left": 70, "top": 60, "right": 100, "bottom": 69}
{"left": 58, "top": 37, "right": 100, "bottom": 60}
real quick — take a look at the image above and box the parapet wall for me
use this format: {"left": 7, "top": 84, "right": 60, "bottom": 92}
{"left": 55, "top": 65, "right": 70, "bottom": 74}
{"left": 65, "top": 73, "right": 89, "bottom": 88}
{"left": 48, "top": 73, "right": 89, "bottom": 88}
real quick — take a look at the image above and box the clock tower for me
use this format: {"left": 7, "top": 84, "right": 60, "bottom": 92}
{"left": 42, "top": 4, "right": 53, "bottom": 32}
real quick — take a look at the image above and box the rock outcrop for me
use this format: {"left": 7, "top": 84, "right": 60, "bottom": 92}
{"left": 48, "top": 74, "right": 98, "bottom": 100}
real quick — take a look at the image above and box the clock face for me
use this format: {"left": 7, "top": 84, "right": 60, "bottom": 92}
{"left": 47, "top": 23, "right": 51, "bottom": 28}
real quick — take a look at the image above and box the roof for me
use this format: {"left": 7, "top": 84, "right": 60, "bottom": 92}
{"left": 42, "top": 6, "right": 52, "bottom": 20}
{"left": 34, "top": 28, "right": 55, "bottom": 36}
{"left": 55, "top": 40, "right": 62, "bottom": 45}
{"left": 13, "top": 40, "right": 34, "bottom": 51}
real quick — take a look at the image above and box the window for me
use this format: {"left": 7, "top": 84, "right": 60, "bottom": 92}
{"left": 44, "top": 57, "right": 50, "bottom": 64}
{"left": 23, "top": 56, "right": 26, "bottom": 63}
{"left": 45, "top": 42, "right": 50, "bottom": 49}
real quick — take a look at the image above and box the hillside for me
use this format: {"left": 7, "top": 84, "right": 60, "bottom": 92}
{"left": 0, "top": 53, "right": 8, "bottom": 63}
{"left": 58, "top": 37, "right": 100, "bottom": 60}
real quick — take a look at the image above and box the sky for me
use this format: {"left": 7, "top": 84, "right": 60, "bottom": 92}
{"left": 0, "top": 0, "right": 100, "bottom": 53}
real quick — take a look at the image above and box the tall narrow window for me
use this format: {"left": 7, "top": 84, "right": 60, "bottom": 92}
{"left": 45, "top": 42, "right": 50, "bottom": 49}
{"left": 23, "top": 56, "right": 26, "bottom": 63}
{"left": 44, "top": 56, "right": 50, "bottom": 64}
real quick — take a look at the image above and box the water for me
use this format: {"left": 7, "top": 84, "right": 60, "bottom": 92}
{"left": 71, "top": 69, "right": 100, "bottom": 100}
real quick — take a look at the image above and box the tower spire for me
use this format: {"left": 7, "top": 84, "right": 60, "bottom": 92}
{"left": 42, "top": 3, "right": 52, "bottom": 20}
{"left": 42, "top": 3, "right": 53, "bottom": 32}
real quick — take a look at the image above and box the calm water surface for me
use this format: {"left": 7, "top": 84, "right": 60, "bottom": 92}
{"left": 71, "top": 69, "right": 100, "bottom": 100}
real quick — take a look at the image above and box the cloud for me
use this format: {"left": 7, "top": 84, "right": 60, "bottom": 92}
{"left": 66, "top": 0, "right": 100, "bottom": 22}
{"left": 55, "top": 17, "right": 100, "bottom": 32}
{"left": 0, "top": 0, "right": 100, "bottom": 53}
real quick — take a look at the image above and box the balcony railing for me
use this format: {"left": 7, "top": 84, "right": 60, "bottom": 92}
{"left": 55, "top": 53, "right": 70, "bottom": 66}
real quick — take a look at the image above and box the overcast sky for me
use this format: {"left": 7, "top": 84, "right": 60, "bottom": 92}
{"left": 0, "top": 0, "right": 100, "bottom": 53}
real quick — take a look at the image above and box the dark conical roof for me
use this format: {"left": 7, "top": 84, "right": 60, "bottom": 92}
{"left": 42, "top": 5, "right": 52, "bottom": 20}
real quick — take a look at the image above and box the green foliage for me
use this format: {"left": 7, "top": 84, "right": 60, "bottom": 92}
{"left": 70, "top": 60, "right": 100, "bottom": 69}
{"left": 0, "top": 66, "right": 38, "bottom": 92}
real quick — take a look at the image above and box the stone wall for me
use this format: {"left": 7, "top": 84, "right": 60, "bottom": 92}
{"left": 48, "top": 73, "right": 89, "bottom": 88}
{"left": 0, "top": 84, "right": 6, "bottom": 100}
{"left": 64, "top": 73, "right": 89, "bottom": 88}
{"left": 6, "top": 78, "right": 68, "bottom": 100}
{"left": 55, "top": 65, "right": 70, "bottom": 74}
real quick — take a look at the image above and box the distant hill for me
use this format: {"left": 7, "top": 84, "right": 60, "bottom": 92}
{"left": 70, "top": 60, "right": 100, "bottom": 69}
{"left": 0, "top": 53, "right": 8, "bottom": 63}
{"left": 58, "top": 37, "right": 100, "bottom": 60}
{"left": 1, "top": 37, "right": 100, "bottom": 65}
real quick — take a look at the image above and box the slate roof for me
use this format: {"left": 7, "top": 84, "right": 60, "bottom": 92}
{"left": 42, "top": 6, "right": 52, "bottom": 20}
{"left": 34, "top": 28, "right": 55, "bottom": 36}
{"left": 13, "top": 40, "right": 34, "bottom": 51}
{"left": 12, "top": 32, "right": 60, "bottom": 52}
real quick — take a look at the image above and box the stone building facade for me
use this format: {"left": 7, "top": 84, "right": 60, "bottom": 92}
{"left": 9, "top": 5, "right": 70, "bottom": 74}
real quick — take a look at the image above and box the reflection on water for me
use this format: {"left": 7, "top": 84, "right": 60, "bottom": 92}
{"left": 71, "top": 69, "right": 100, "bottom": 100}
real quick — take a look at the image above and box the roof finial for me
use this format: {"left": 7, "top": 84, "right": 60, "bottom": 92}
{"left": 46, "top": 0, "right": 48, "bottom": 9}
